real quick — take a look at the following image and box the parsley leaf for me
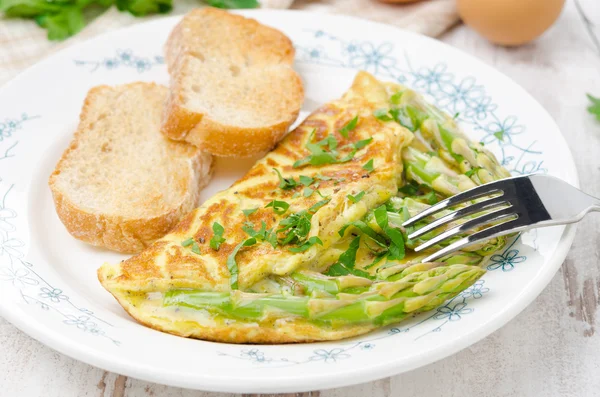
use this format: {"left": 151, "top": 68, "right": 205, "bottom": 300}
{"left": 265, "top": 200, "right": 290, "bottom": 215}
{"left": 339, "top": 115, "right": 359, "bottom": 138}
{"left": 226, "top": 238, "right": 257, "bottom": 290}
{"left": 587, "top": 94, "right": 600, "bottom": 121}
{"left": 464, "top": 167, "right": 482, "bottom": 178}
{"left": 277, "top": 199, "right": 330, "bottom": 245}
{"left": 288, "top": 236, "right": 323, "bottom": 253}
{"left": 374, "top": 206, "right": 405, "bottom": 261}
{"left": 424, "top": 190, "right": 438, "bottom": 205}
{"left": 303, "top": 187, "right": 314, "bottom": 197}
{"left": 203, "top": 0, "right": 259, "bottom": 8}
{"left": 362, "top": 159, "right": 375, "bottom": 173}
{"left": 273, "top": 168, "right": 298, "bottom": 189}
{"left": 309, "top": 198, "right": 331, "bottom": 212}
{"left": 299, "top": 175, "right": 314, "bottom": 186}
{"left": 116, "top": 0, "right": 172, "bottom": 16}
{"left": 35, "top": 7, "right": 86, "bottom": 41}
{"left": 390, "top": 108, "right": 416, "bottom": 131}
{"left": 347, "top": 191, "right": 365, "bottom": 203}
{"left": 325, "top": 236, "right": 373, "bottom": 279}
{"left": 398, "top": 181, "right": 420, "bottom": 196}
{"left": 242, "top": 221, "right": 277, "bottom": 248}
{"left": 278, "top": 210, "right": 313, "bottom": 245}
{"left": 374, "top": 108, "right": 393, "bottom": 121}
{"left": 210, "top": 222, "right": 226, "bottom": 251}
{"left": 493, "top": 130, "right": 505, "bottom": 141}
{"left": 294, "top": 130, "right": 362, "bottom": 168}
{"left": 181, "top": 238, "right": 194, "bottom": 247}
{"left": 293, "top": 143, "right": 339, "bottom": 168}
{"left": 353, "top": 138, "right": 373, "bottom": 150}
{"left": 316, "top": 174, "right": 332, "bottom": 181}
{"left": 338, "top": 221, "right": 387, "bottom": 247}
{"left": 242, "top": 208, "right": 258, "bottom": 216}
{"left": 390, "top": 91, "right": 403, "bottom": 105}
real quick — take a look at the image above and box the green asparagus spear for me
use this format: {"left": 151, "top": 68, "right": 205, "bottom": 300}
{"left": 163, "top": 264, "right": 485, "bottom": 326}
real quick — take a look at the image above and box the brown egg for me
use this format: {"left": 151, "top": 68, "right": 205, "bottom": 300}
{"left": 457, "top": 0, "right": 565, "bottom": 46}
{"left": 377, "top": 0, "right": 423, "bottom": 3}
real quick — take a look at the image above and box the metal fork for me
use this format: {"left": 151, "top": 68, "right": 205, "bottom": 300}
{"left": 403, "top": 174, "right": 596, "bottom": 262}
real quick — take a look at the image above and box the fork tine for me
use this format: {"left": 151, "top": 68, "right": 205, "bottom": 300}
{"left": 412, "top": 207, "right": 517, "bottom": 253}
{"left": 402, "top": 183, "right": 505, "bottom": 227}
{"left": 419, "top": 218, "right": 526, "bottom": 263}
{"left": 408, "top": 196, "right": 512, "bottom": 240}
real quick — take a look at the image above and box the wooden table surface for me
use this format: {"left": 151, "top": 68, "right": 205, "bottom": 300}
{"left": 2, "top": 1, "right": 600, "bottom": 396}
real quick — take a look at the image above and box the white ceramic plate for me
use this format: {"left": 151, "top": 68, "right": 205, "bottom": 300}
{"left": 0, "top": 10, "right": 578, "bottom": 393}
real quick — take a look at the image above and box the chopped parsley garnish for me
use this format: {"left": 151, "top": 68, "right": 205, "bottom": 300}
{"left": 494, "top": 130, "right": 505, "bottom": 141}
{"left": 265, "top": 200, "right": 290, "bottom": 215}
{"left": 374, "top": 108, "right": 393, "bottom": 121}
{"left": 362, "top": 159, "right": 375, "bottom": 173}
{"left": 374, "top": 205, "right": 405, "bottom": 260}
{"left": 288, "top": 236, "right": 323, "bottom": 253}
{"left": 464, "top": 167, "right": 482, "bottom": 178}
{"left": 242, "top": 221, "right": 277, "bottom": 248}
{"left": 183, "top": 237, "right": 202, "bottom": 254}
{"left": 277, "top": 198, "right": 330, "bottom": 245}
{"left": 242, "top": 208, "right": 258, "bottom": 216}
{"left": 309, "top": 198, "right": 330, "bottom": 212}
{"left": 181, "top": 238, "right": 194, "bottom": 247}
{"left": 299, "top": 175, "right": 314, "bottom": 186}
{"left": 424, "top": 190, "right": 438, "bottom": 205}
{"left": 587, "top": 94, "right": 600, "bottom": 121}
{"left": 226, "top": 238, "right": 257, "bottom": 290}
{"left": 293, "top": 130, "right": 358, "bottom": 168}
{"left": 390, "top": 108, "right": 415, "bottom": 131}
{"left": 453, "top": 112, "right": 460, "bottom": 119}
{"left": 339, "top": 115, "right": 359, "bottom": 138}
{"left": 303, "top": 187, "right": 314, "bottom": 197}
{"left": 191, "top": 244, "right": 201, "bottom": 255}
{"left": 398, "top": 181, "right": 438, "bottom": 204}
{"left": 375, "top": 105, "right": 428, "bottom": 131}
{"left": 352, "top": 138, "right": 373, "bottom": 150}
{"left": 209, "top": 222, "right": 226, "bottom": 251}
{"left": 273, "top": 168, "right": 298, "bottom": 189}
{"left": 325, "top": 236, "right": 372, "bottom": 279}
{"left": 338, "top": 220, "right": 387, "bottom": 247}
{"left": 390, "top": 91, "right": 403, "bottom": 104}
{"left": 277, "top": 210, "right": 312, "bottom": 245}
{"left": 398, "top": 181, "right": 420, "bottom": 196}
{"left": 315, "top": 174, "right": 332, "bottom": 181}
{"left": 347, "top": 191, "right": 365, "bottom": 203}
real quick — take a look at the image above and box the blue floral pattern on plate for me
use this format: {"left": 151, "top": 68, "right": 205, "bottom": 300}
{"left": 74, "top": 49, "right": 164, "bottom": 73}
{"left": 0, "top": 183, "right": 120, "bottom": 345}
{"left": 0, "top": 114, "right": 38, "bottom": 161}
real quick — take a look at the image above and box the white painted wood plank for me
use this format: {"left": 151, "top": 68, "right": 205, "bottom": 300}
{"left": 2, "top": 1, "right": 600, "bottom": 396}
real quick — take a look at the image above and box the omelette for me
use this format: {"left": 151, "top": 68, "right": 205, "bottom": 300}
{"left": 98, "top": 71, "right": 511, "bottom": 343}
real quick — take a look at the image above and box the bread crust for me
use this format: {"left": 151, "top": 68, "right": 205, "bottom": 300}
{"left": 161, "top": 8, "right": 304, "bottom": 157}
{"left": 49, "top": 83, "right": 214, "bottom": 253}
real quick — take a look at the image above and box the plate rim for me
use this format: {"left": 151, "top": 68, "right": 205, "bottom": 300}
{"left": 0, "top": 10, "right": 579, "bottom": 393}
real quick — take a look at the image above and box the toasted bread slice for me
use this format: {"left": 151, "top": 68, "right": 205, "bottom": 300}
{"left": 161, "top": 8, "right": 304, "bottom": 157}
{"left": 49, "top": 83, "right": 213, "bottom": 253}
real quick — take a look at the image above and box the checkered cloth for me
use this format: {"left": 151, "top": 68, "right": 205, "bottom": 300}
{"left": 0, "top": 0, "right": 459, "bottom": 86}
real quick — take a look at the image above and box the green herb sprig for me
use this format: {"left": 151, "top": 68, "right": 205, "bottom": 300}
{"left": 2, "top": 0, "right": 259, "bottom": 41}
